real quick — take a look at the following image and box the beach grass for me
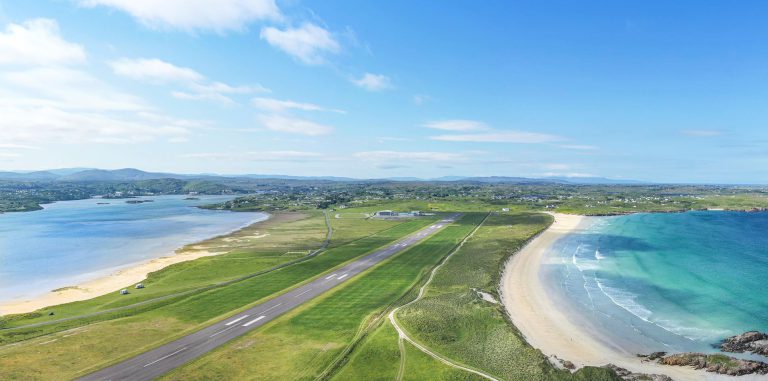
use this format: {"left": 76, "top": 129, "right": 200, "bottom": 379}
{"left": 335, "top": 212, "right": 621, "bottom": 381}
{"left": 157, "top": 214, "right": 486, "bottom": 381}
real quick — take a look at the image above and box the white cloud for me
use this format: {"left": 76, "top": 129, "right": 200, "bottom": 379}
{"left": 258, "top": 114, "right": 334, "bottom": 136}
{"left": 183, "top": 151, "right": 322, "bottom": 161}
{"left": 2, "top": 67, "right": 146, "bottom": 111}
{"left": 260, "top": 23, "right": 340, "bottom": 65}
{"left": 252, "top": 97, "right": 344, "bottom": 113}
{"left": 0, "top": 143, "right": 40, "bottom": 150}
{"left": 681, "top": 129, "right": 721, "bottom": 137}
{"left": 0, "top": 18, "right": 86, "bottom": 66}
{"left": 0, "top": 26, "right": 197, "bottom": 146}
{"left": 111, "top": 58, "right": 266, "bottom": 104}
{"left": 351, "top": 73, "right": 393, "bottom": 91}
{"left": 423, "top": 120, "right": 489, "bottom": 132}
{"left": 0, "top": 105, "right": 189, "bottom": 144}
{"left": 430, "top": 131, "right": 563, "bottom": 144}
{"left": 79, "top": 0, "right": 281, "bottom": 32}
{"left": 354, "top": 151, "right": 465, "bottom": 162}
{"left": 109, "top": 58, "right": 203, "bottom": 83}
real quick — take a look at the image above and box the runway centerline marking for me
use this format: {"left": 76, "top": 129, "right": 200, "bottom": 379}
{"left": 294, "top": 289, "right": 312, "bottom": 298}
{"left": 259, "top": 303, "right": 282, "bottom": 314}
{"left": 325, "top": 273, "right": 337, "bottom": 280}
{"left": 143, "top": 347, "right": 187, "bottom": 368}
{"left": 243, "top": 316, "right": 266, "bottom": 327}
{"left": 210, "top": 325, "right": 237, "bottom": 338}
{"left": 337, "top": 274, "right": 349, "bottom": 280}
{"left": 225, "top": 315, "right": 249, "bottom": 326}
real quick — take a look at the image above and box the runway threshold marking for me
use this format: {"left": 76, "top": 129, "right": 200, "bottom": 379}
{"left": 143, "top": 347, "right": 187, "bottom": 367}
{"left": 225, "top": 315, "right": 249, "bottom": 326}
{"left": 242, "top": 316, "right": 266, "bottom": 327}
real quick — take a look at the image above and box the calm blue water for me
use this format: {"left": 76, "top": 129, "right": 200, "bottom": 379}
{"left": 546, "top": 211, "right": 768, "bottom": 358}
{"left": 0, "top": 195, "right": 265, "bottom": 304}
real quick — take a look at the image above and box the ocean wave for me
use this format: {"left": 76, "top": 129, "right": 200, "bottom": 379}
{"left": 595, "top": 277, "right": 654, "bottom": 322}
{"left": 594, "top": 277, "right": 732, "bottom": 342}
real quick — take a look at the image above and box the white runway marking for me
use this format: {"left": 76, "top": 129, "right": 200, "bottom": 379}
{"left": 295, "top": 289, "right": 312, "bottom": 298}
{"left": 337, "top": 273, "right": 349, "bottom": 280}
{"left": 243, "top": 316, "right": 266, "bottom": 327}
{"left": 210, "top": 325, "right": 237, "bottom": 338}
{"left": 143, "top": 347, "right": 187, "bottom": 367}
{"left": 225, "top": 315, "right": 250, "bottom": 326}
{"left": 325, "top": 273, "right": 337, "bottom": 279}
{"left": 259, "top": 303, "right": 282, "bottom": 314}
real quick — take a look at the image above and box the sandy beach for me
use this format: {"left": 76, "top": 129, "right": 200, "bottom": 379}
{"left": 0, "top": 214, "right": 273, "bottom": 316}
{"left": 500, "top": 213, "right": 753, "bottom": 381}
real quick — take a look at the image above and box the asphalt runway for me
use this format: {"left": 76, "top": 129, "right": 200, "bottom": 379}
{"left": 77, "top": 214, "right": 460, "bottom": 381}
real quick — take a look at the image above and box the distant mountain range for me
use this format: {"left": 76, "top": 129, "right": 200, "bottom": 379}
{"left": 0, "top": 168, "right": 646, "bottom": 185}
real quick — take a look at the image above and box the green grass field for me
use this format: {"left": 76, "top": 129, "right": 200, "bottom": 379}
{"left": 0, "top": 213, "right": 438, "bottom": 380}
{"left": 157, "top": 214, "right": 487, "bottom": 381}
{"left": 334, "top": 212, "right": 621, "bottom": 381}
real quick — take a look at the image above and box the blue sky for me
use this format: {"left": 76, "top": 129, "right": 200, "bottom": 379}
{"left": 1, "top": 1, "right": 768, "bottom": 182}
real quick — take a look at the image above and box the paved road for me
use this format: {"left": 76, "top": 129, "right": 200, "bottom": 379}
{"left": 78, "top": 214, "right": 460, "bottom": 381}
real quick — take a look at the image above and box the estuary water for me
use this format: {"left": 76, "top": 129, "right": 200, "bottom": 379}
{"left": 0, "top": 195, "right": 265, "bottom": 305}
{"left": 546, "top": 211, "right": 768, "bottom": 358}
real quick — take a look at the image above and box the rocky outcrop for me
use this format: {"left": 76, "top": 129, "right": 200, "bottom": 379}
{"left": 603, "top": 364, "right": 673, "bottom": 381}
{"left": 659, "top": 352, "right": 768, "bottom": 376}
{"left": 720, "top": 331, "right": 768, "bottom": 356}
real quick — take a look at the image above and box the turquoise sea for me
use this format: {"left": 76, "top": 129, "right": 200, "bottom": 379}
{"left": 546, "top": 211, "right": 768, "bottom": 358}
{"left": 0, "top": 195, "right": 265, "bottom": 305}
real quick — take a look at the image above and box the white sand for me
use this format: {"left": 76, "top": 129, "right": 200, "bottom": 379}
{"left": 0, "top": 249, "right": 224, "bottom": 315}
{"left": 500, "top": 213, "right": 748, "bottom": 381}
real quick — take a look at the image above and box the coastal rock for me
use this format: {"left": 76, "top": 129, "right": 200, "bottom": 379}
{"left": 659, "top": 352, "right": 768, "bottom": 376}
{"left": 602, "top": 364, "right": 672, "bottom": 381}
{"left": 720, "top": 331, "right": 768, "bottom": 356}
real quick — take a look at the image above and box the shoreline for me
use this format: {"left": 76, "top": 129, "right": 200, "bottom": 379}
{"left": 500, "top": 213, "right": 743, "bottom": 381}
{"left": 0, "top": 213, "right": 270, "bottom": 316}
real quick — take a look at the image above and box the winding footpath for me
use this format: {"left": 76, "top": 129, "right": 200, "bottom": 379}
{"left": 389, "top": 212, "right": 498, "bottom": 381}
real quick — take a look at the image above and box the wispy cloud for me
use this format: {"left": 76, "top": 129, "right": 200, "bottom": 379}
{"left": 354, "top": 151, "right": 465, "bottom": 162}
{"left": 183, "top": 150, "right": 322, "bottom": 161}
{"left": 260, "top": 23, "right": 340, "bottom": 65}
{"left": 0, "top": 18, "right": 86, "bottom": 66}
{"left": 351, "top": 73, "right": 393, "bottom": 91}
{"left": 558, "top": 144, "right": 598, "bottom": 150}
{"left": 0, "top": 20, "right": 198, "bottom": 146}
{"left": 681, "top": 129, "right": 721, "bottom": 137}
{"left": 412, "top": 94, "right": 431, "bottom": 106}
{"left": 109, "top": 58, "right": 203, "bottom": 83}
{"left": 79, "top": 0, "right": 282, "bottom": 32}
{"left": 423, "top": 119, "right": 489, "bottom": 132}
{"left": 252, "top": 97, "right": 344, "bottom": 113}
{"left": 111, "top": 57, "right": 267, "bottom": 104}
{"left": 430, "top": 131, "right": 563, "bottom": 144}
{"left": 258, "top": 114, "right": 334, "bottom": 136}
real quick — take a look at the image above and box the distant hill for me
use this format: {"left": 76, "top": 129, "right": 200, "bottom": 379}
{"left": 59, "top": 168, "right": 176, "bottom": 182}
{"left": 0, "top": 171, "right": 59, "bottom": 181}
{"left": 0, "top": 168, "right": 646, "bottom": 185}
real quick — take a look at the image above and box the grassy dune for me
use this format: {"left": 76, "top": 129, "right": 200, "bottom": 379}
{"left": 335, "top": 212, "right": 621, "bottom": 381}
{"left": 158, "top": 214, "right": 486, "bottom": 381}
{"left": 0, "top": 215, "right": 436, "bottom": 380}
